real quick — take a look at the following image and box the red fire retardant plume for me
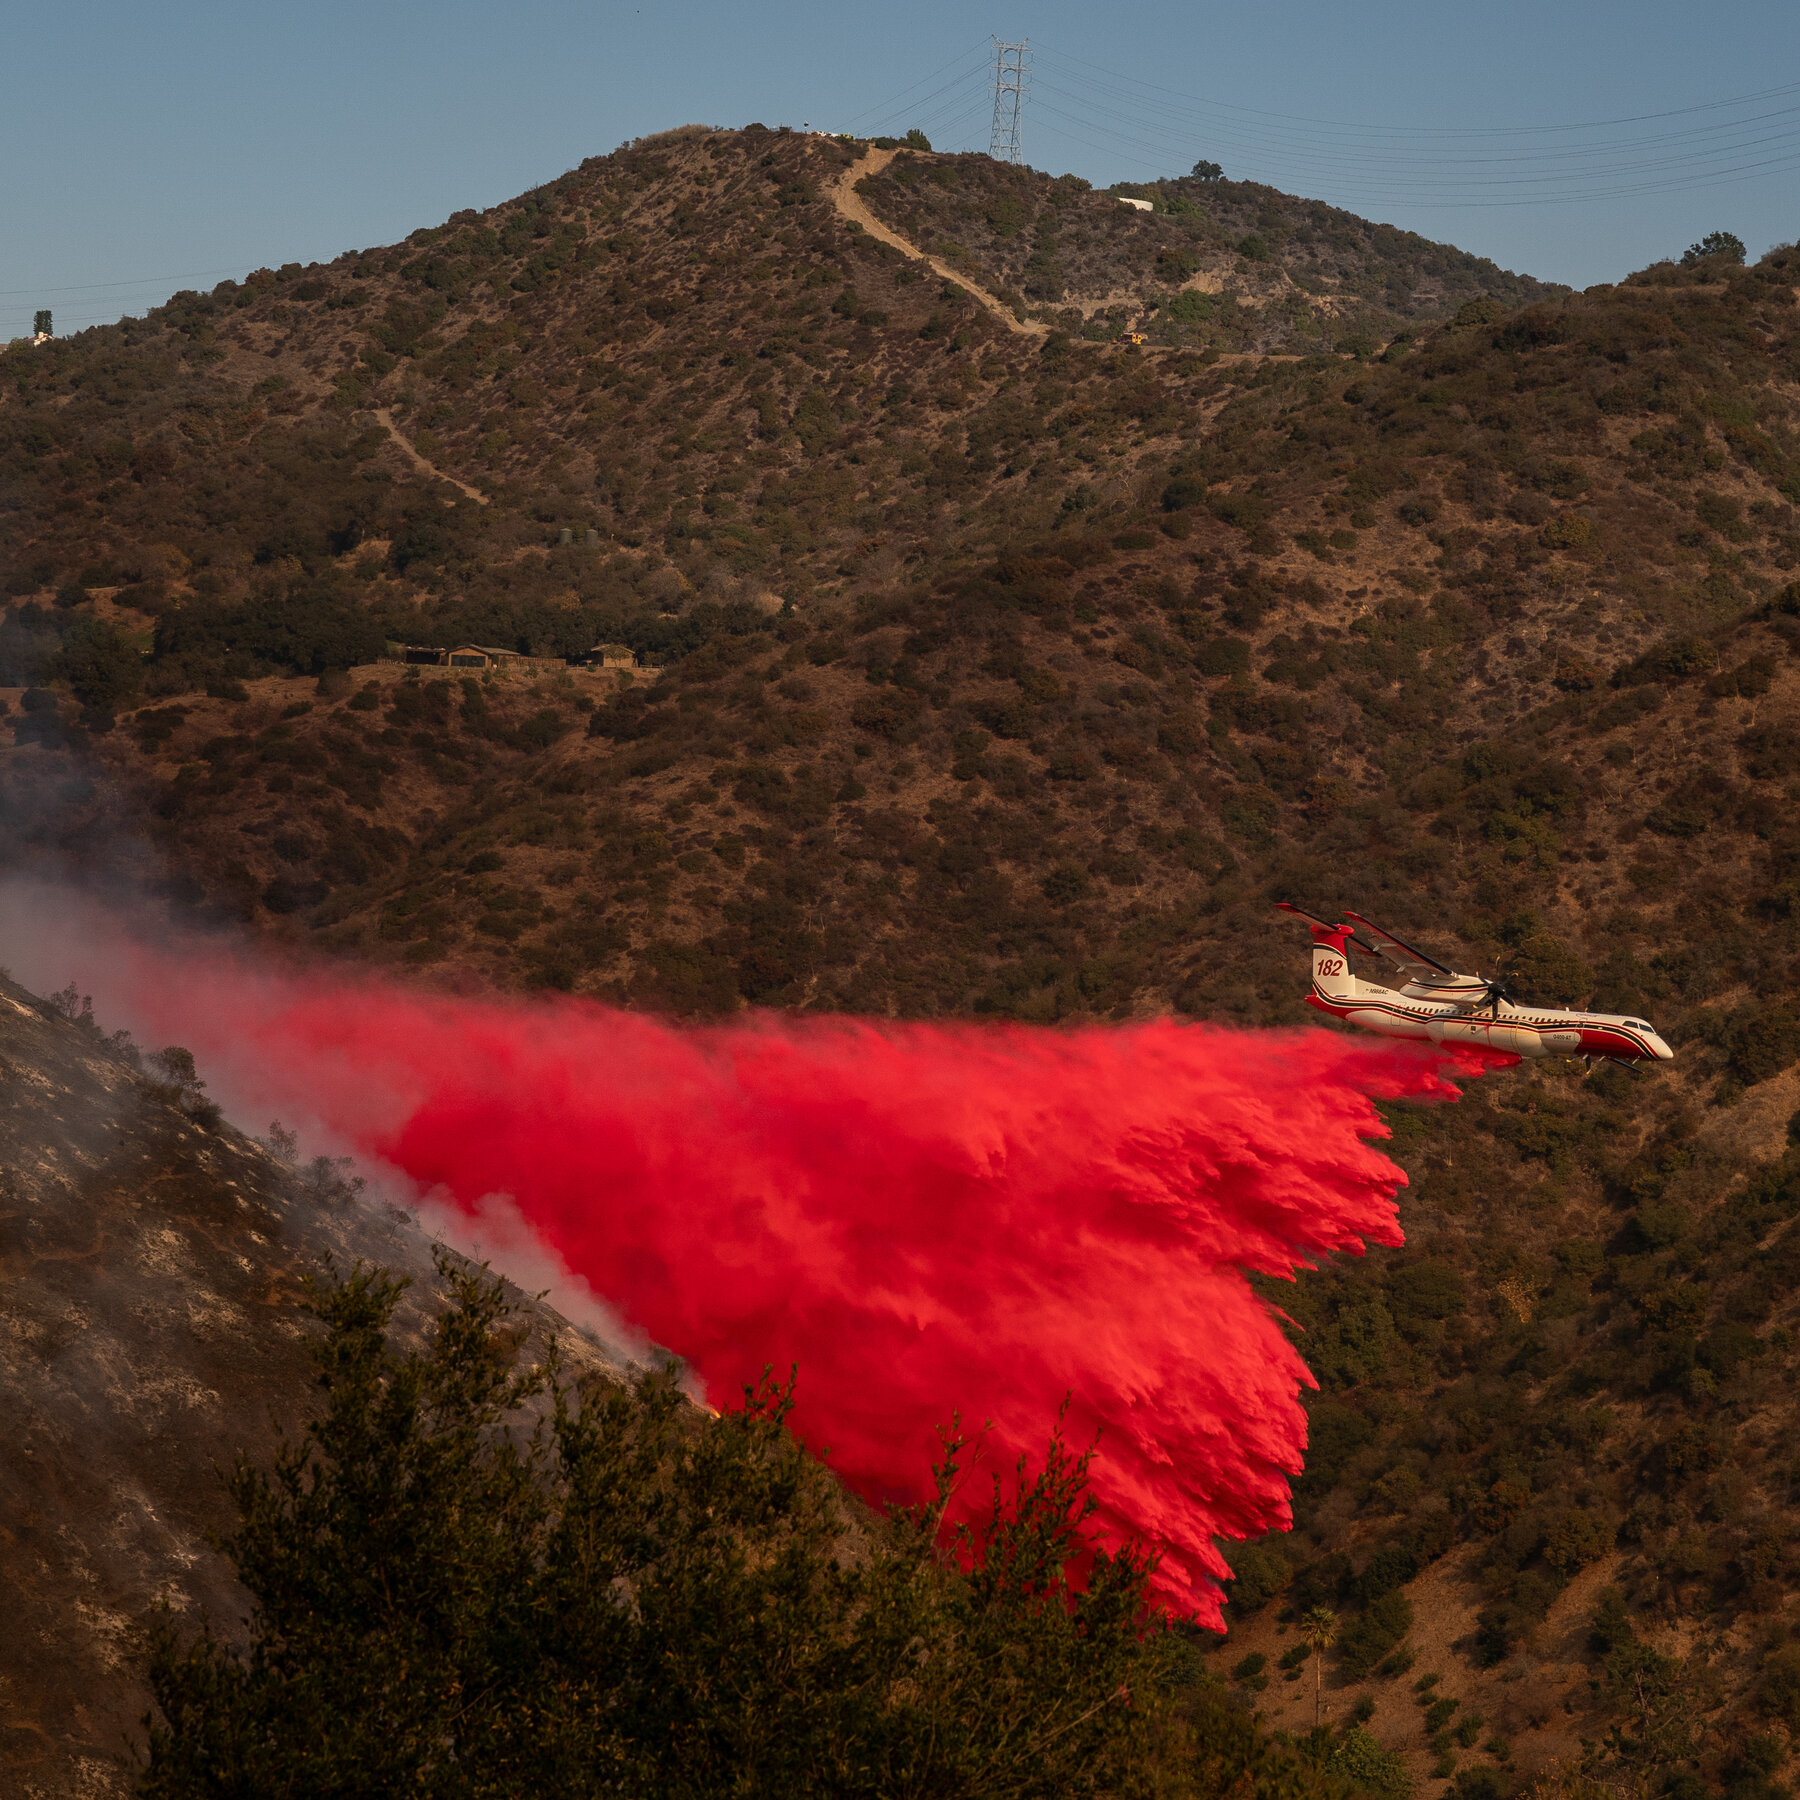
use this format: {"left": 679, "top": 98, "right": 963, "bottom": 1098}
{"left": 90, "top": 950, "right": 1490, "bottom": 1624}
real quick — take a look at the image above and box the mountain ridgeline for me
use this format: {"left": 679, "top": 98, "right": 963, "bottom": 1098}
{"left": 7, "top": 122, "right": 1800, "bottom": 1800}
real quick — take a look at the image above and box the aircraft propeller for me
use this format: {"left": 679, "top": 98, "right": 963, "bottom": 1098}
{"left": 1471, "top": 975, "right": 1522, "bottom": 1016}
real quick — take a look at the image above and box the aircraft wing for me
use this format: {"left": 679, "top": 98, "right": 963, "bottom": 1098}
{"left": 1274, "top": 902, "right": 1381, "bottom": 956}
{"left": 1274, "top": 900, "right": 1342, "bottom": 933}
{"left": 1340, "top": 911, "right": 1466, "bottom": 983}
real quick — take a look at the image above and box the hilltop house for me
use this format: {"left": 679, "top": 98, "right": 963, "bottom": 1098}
{"left": 397, "top": 643, "right": 538, "bottom": 671}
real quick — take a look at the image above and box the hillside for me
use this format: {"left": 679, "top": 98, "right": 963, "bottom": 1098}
{"left": 0, "top": 972, "right": 644, "bottom": 1797}
{"left": 6, "top": 121, "right": 1800, "bottom": 1799}
{"left": 854, "top": 154, "right": 1563, "bottom": 345}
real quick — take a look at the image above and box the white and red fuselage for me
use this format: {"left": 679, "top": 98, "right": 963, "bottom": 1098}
{"left": 1303, "top": 923, "right": 1674, "bottom": 1063}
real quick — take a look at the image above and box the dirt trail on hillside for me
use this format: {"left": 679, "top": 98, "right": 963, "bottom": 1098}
{"left": 373, "top": 407, "right": 490, "bottom": 505}
{"left": 827, "top": 148, "right": 1048, "bottom": 340}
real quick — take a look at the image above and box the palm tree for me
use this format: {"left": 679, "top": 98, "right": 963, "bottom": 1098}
{"left": 1300, "top": 1606, "right": 1339, "bottom": 1727}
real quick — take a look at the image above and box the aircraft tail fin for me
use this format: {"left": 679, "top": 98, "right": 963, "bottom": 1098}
{"left": 1309, "top": 931, "right": 1359, "bottom": 1001}
{"left": 1276, "top": 903, "right": 1362, "bottom": 1001}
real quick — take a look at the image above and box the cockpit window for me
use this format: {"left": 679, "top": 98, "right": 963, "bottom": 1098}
{"left": 1625, "top": 1020, "right": 1650, "bottom": 1030}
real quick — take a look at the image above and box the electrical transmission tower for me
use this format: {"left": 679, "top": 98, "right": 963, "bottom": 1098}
{"left": 989, "top": 38, "right": 1029, "bottom": 164}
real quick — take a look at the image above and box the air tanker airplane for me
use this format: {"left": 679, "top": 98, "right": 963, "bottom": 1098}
{"left": 1278, "top": 903, "right": 1674, "bottom": 1065}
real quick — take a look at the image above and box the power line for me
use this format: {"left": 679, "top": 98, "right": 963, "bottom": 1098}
{"left": 841, "top": 39, "right": 994, "bottom": 128}
{"left": 18, "top": 304, "right": 173, "bottom": 326}
{"left": 1020, "top": 45, "right": 1800, "bottom": 207}
{"left": 1031, "top": 69, "right": 1800, "bottom": 168}
{"left": 1029, "top": 79, "right": 1800, "bottom": 190}
{"left": 0, "top": 264, "right": 247, "bottom": 299}
{"left": 1034, "top": 41, "right": 1800, "bottom": 140}
{"left": 1030, "top": 63, "right": 1800, "bottom": 166}
{"left": 886, "top": 65, "right": 993, "bottom": 142}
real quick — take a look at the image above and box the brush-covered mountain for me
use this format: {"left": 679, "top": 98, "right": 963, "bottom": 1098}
{"left": 8, "top": 121, "right": 1800, "bottom": 1799}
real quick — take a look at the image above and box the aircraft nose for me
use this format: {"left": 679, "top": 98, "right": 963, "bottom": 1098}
{"left": 1653, "top": 1035, "right": 1675, "bottom": 1061}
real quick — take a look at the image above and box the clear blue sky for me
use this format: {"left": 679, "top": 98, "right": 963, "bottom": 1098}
{"left": 7, "top": 0, "right": 1798, "bottom": 343}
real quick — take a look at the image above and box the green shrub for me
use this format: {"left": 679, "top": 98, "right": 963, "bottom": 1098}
{"left": 1726, "top": 1008, "right": 1800, "bottom": 1085}
{"left": 1449, "top": 1768, "right": 1504, "bottom": 1800}
{"left": 1474, "top": 1605, "right": 1520, "bottom": 1666}
{"left": 1424, "top": 1697, "right": 1460, "bottom": 1733}
{"left": 1647, "top": 635, "right": 1720, "bottom": 681}
{"left": 1209, "top": 492, "right": 1268, "bottom": 535}
{"left": 1330, "top": 1727, "right": 1413, "bottom": 1800}
{"left": 50, "top": 614, "right": 143, "bottom": 714}
{"left": 153, "top": 588, "right": 385, "bottom": 680}
{"left": 850, "top": 690, "right": 924, "bottom": 741}
{"left": 1644, "top": 775, "right": 1718, "bottom": 839}
{"left": 138, "top": 1258, "right": 1167, "bottom": 1798}
{"left": 1503, "top": 933, "right": 1592, "bottom": 1003}
{"left": 1543, "top": 1509, "right": 1614, "bottom": 1575}
{"left": 1683, "top": 231, "right": 1746, "bottom": 266}
{"left": 1166, "top": 291, "right": 1214, "bottom": 327}
{"left": 1387, "top": 1262, "right": 1465, "bottom": 1325}
{"left": 1339, "top": 1590, "right": 1414, "bottom": 1678}
{"left": 1453, "top": 298, "right": 1507, "bottom": 327}
{"left": 1541, "top": 513, "right": 1592, "bottom": 549}
{"left": 1760, "top": 1644, "right": 1800, "bottom": 1728}
{"left": 1189, "top": 634, "right": 1251, "bottom": 678}
{"left": 1298, "top": 1405, "right": 1373, "bottom": 1493}
{"left": 1224, "top": 1542, "right": 1290, "bottom": 1614}
{"left": 1355, "top": 1546, "right": 1418, "bottom": 1604}
{"left": 1307, "top": 1297, "right": 1399, "bottom": 1388}
{"left": 513, "top": 707, "right": 571, "bottom": 752}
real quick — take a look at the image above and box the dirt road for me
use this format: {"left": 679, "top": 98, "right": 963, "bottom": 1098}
{"left": 826, "top": 147, "right": 1049, "bottom": 340}
{"left": 373, "top": 407, "right": 490, "bottom": 506}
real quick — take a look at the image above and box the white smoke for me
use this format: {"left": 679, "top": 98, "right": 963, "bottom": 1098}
{"left": 0, "top": 870, "right": 660, "bottom": 1374}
